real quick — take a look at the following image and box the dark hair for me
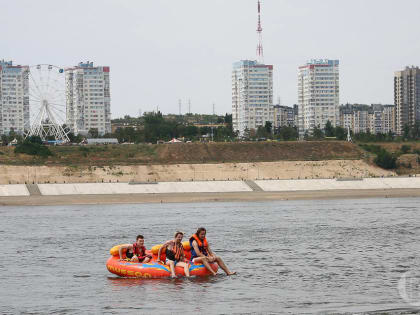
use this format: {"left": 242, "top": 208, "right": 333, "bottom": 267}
{"left": 136, "top": 235, "right": 144, "bottom": 240}
{"left": 196, "top": 227, "right": 206, "bottom": 236}
{"left": 174, "top": 231, "right": 184, "bottom": 238}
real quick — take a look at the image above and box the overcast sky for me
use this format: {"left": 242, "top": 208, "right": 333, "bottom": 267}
{"left": 1, "top": 0, "right": 419, "bottom": 118}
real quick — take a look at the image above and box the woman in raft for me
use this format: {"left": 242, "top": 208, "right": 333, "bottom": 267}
{"left": 190, "top": 227, "right": 236, "bottom": 276}
{"left": 118, "top": 235, "right": 152, "bottom": 263}
{"left": 157, "top": 231, "right": 190, "bottom": 278}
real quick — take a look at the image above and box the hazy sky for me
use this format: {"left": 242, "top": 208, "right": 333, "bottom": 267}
{"left": 1, "top": 0, "right": 419, "bottom": 118}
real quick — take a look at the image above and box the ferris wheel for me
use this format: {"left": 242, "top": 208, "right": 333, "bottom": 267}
{"left": 25, "top": 64, "right": 70, "bottom": 143}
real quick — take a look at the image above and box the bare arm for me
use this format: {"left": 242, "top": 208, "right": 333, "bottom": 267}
{"left": 157, "top": 243, "right": 167, "bottom": 262}
{"left": 192, "top": 240, "right": 206, "bottom": 258}
{"left": 207, "top": 244, "right": 215, "bottom": 257}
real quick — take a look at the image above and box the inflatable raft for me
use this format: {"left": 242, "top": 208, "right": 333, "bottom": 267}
{"left": 106, "top": 242, "right": 218, "bottom": 278}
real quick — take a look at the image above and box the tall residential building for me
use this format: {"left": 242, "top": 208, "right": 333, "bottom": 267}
{"left": 394, "top": 66, "right": 420, "bottom": 135}
{"left": 65, "top": 61, "right": 111, "bottom": 135}
{"left": 298, "top": 59, "right": 339, "bottom": 137}
{"left": 232, "top": 60, "right": 273, "bottom": 136}
{"left": 0, "top": 60, "right": 29, "bottom": 135}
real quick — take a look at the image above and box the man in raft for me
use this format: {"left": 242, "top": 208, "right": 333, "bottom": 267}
{"left": 190, "top": 227, "right": 236, "bottom": 276}
{"left": 157, "top": 231, "right": 191, "bottom": 278}
{"left": 118, "top": 235, "right": 152, "bottom": 263}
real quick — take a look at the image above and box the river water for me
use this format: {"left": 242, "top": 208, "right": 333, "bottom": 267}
{"left": 1, "top": 198, "right": 420, "bottom": 314}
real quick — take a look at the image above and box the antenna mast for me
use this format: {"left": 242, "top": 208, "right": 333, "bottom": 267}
{"left": 256, "top": 0, "right": 264, "bottom": 63}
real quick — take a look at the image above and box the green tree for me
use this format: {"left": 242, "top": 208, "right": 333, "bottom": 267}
{"left": 88, "top": 128, "right": 99, "bottom": 138}
{"left": 264, "top": 121, "right": 272, "bottom": 134}
{"left": 324, "top": 120, "right": 335, "bottom": 137}
{"left": 312, "top": 126, "right": 324, "bottom": 139}
{"left": 335, "top": 126, "right": 346, "bottom": 140}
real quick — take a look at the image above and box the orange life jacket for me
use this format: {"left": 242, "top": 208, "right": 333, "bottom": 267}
{"left": 189, "top": 234, "right": 208, "bottom": 258}
{"left": 167, "top": 241, "right": 184, "bottom": 261}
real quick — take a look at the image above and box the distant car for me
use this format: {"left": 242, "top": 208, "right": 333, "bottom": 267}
{"left": 257, "top": 138, "right": 267, "bottom": 142}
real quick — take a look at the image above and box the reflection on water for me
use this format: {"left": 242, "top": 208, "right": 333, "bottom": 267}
{"left": 1, "top": 198, "right": 420, "bottom": 314}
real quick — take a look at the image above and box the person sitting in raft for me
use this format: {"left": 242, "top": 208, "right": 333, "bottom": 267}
{"left": 118, "top": 235, "right": 152, "bottom": 263}
{"left": 190, "top": 227, "right": 236, "bottom": 276}
{"left": 157, "top": 231, "right": 190, "bottom": 278}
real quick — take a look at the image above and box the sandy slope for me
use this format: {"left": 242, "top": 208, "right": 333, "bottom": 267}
{"left": 0, "top": 159, "right": 394, "bottom": 185}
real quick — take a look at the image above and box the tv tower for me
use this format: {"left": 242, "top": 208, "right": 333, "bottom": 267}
{"left": 256, "top": 0, "right": 264, "bottom": 63}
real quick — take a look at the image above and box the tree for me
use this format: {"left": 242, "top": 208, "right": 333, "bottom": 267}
{"left": 264, "top": 121, "right": 272, "bottom": 134}
{"left": 335, "top": 126, "right": 346, "bottom": 140}
{"left": 403, "top": 124, "right": 410, "bottom": 140}
{"left": 324, "top": 120, "right": 335, "bottom": 137}
{"left": 1, "top": 135, "right": 8, "bottom": 146}
{"left": 276, "top": 126, "right": 298, "bottom": 141}
{"left": 88, "top": 128, "right": 99, "bottom": 138}
{"left": 312, "top": 125, "right": 324, "bottom": 139}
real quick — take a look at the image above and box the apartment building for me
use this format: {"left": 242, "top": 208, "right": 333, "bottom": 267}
{"left": 65, "top": 61, "right": 111, "bottom": 135}
{"left": 0, "top": 60, "right": 29, "bottom": 135}
{"left": 339, "top": 103, "right": 395, "bottom": 134}
{"left": 298, "top": 59, "right": 340, "bottom": 137}
{"left": 273, "top": 105, "right": 295, "bottom": 129}
{"left": 232, "top": 60, "right": 273, "bottom": 136}
{"left": 394, "top": 66, "right": 420, "bottom": 135}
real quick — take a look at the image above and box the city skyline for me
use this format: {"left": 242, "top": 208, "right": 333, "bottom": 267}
{"left": 1, "top": 0, "right": 419, "bottom": 118}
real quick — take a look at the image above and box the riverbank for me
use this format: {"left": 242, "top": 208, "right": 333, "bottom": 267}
{"left": 2, "top": 189, "right": 420, "bottom": 206}
{"left": 1, "top": 177, "right": 420, "bottom": 206}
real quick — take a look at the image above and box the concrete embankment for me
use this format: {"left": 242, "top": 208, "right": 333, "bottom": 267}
{"left": 1, "top": 178, "right": 420, "bottom": 206}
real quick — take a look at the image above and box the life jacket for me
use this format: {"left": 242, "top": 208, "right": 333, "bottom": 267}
{"left": 189, "top": 234, "right": 208, "bottom": 259}
{"left": 132, "top": 243, "right": 146, "bottom": 258}
{"left": 167, "top": 241, "right": 184, "bottom": 261}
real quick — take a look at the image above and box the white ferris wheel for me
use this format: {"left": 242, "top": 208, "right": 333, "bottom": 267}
{"left": 26, "top": 64, "right": 70, "bottom": 143}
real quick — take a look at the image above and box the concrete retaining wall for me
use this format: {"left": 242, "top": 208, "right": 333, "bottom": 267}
{"left": 3, "top": 177, "right": 420, "bottom": 197}
{"left": 0, "top": 185, "right": 29, "bottom": 196}
{"left": 255, "top": 177, "right": 420, "bottom": 191}
{"left": 38, "top": 181, "right": 252, "bottom": 196}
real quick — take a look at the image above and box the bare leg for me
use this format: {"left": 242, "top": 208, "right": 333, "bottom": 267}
{"left": 177, "top": 261, "right": 190, "bottom": 277}
{"left": 215, "top": 256, "right": 236, "bottom": 275}
{"left": 193, "top": 257, "right": 217, "bottom": 276}
{"left": 168, "top": 260, "right": 176, "bottom": 278}
{"left": 142, "top": 257, "right": 151, "bottom": 263}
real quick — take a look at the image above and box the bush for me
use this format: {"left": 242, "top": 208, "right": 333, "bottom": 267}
{"left": 14, "top": 139, "right": 52, "bottom": 158}
{"left": 359, "top": 144, "right": 382, "bottom": 155}
{"left": 401, "top": 145, "right": 411, "bottom": 154}
{"left": 374, "top": 150, "right": 396, "bottom": 169}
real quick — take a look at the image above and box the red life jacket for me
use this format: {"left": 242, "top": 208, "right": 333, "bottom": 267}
{"left": 132, "top": 243, "right": 146, "bottom": 258}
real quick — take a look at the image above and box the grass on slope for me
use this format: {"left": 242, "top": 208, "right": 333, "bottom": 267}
{"left": 0, "top": 141, "right": 364, "bottom": 166}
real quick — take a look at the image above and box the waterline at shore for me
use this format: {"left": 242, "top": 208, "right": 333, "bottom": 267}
{"left": 2, "top": 188, "right": 420, "bottom": 206}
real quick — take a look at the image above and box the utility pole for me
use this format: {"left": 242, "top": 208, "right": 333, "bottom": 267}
{"left": 178, "top": 99, "right": 182, "bottom": 116}
{"left": 188, "top": 99, "right": 191, "bottom": 114}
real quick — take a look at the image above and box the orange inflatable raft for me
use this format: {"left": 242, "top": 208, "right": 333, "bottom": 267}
{"left": 106, "top": 242, "right": 218, "bottom": 278}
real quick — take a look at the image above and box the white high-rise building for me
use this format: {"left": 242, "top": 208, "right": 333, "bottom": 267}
{"left": 298, "top": 59, "right": 339, "bottom": 137}
{"left": 0, "top": 60, "right": 29, "bottom": 135}
{"left": 232, "top": 60, "right": 273, "bottom": 136}
{"left": 65, "top": 61, "right": 111, "bottom": 135}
